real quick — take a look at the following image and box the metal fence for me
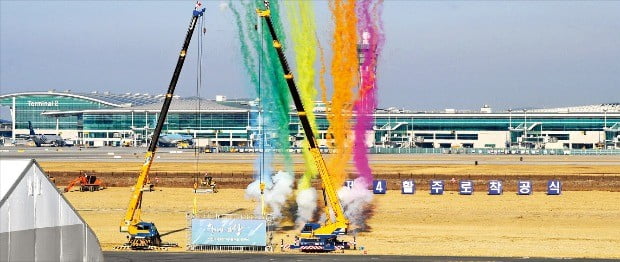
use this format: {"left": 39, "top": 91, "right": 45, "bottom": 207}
{"left": 207, "top": 146, "right": 620, "bottom": 155}
{"left": 370, "top": 147, "right": 620, "bottom": 155}
{"left": 186, "top": 213, "right": 275, "bottom": 252}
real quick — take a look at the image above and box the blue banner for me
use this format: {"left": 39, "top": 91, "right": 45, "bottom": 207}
{"left": 191, "top": 218, "right": 266, "bottom": 246}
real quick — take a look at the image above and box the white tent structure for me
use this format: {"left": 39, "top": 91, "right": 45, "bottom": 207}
{"left": 1, "top": 159, "right": 103, "bottom": 261}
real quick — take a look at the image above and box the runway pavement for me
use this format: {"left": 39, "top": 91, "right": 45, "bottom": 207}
{"left": 102, "top": 251, "right": 616, "bottom": 262}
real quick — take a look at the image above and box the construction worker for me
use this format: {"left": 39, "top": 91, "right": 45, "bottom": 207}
{"left": 202, "top": 172, "right": 209, "bottom": 186}
{"left": 211, "top": 180, "right": 218, "bottom": 193}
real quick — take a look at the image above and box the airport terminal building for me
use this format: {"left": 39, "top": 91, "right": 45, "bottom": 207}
{"left": 1, "top": 91, "right": 619, "bottom": 151}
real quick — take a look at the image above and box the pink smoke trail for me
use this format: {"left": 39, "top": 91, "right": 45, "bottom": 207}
{"left": 353, "top": 0, "right": 385, "bottom": 187}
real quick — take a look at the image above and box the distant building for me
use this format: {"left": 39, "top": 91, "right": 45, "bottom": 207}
{"left": 0, "top": 119, "right": 11, "bottom": 140}
{"left": 1, "top": 91, "right": 619, "bottom": 150}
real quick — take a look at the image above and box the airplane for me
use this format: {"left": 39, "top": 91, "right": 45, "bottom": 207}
{"left": 28, "top": 121, "right": 66, "bottom": 147}
{"left": 158, "top": 133, "right": 193, "bottom": 147}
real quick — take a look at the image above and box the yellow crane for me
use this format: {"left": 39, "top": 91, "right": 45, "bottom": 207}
{"left": 118, "top": 4, "right": 206, "bottom": 250}
{"left": 257, "top": 1, "right": 350, "bottom": 252}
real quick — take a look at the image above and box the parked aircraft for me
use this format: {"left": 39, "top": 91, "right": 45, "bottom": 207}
{"left": 158, "top": 133, "right": 193, "bottom": 147}
{"left": 28, "top": 121, "right": 66, "bottom": 147}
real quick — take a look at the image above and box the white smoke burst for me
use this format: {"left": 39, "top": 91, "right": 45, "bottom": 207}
{"left": 246, "top": 171, "right": 294, "bottom": 219}
{"left": 295, "top": 188, "right": 318, "bottom": 228}
{"left": 337, "top": 177, "right": 374, "bottom": 230}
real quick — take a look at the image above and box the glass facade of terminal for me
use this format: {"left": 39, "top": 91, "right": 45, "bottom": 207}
{"left": 289, "top": 114, "right": 620, "bottom": 146}
{"left": 2, "top": 92, "right": 619, "bottom": 149}
{"left": 76, "top": 112, "right": 620, "bottom": 143}
{"left": 81, "top": 111, "right": 251, "bottom": 141}
{"left": 371, "top": 116, "right": 611, "bottom": 132}
{"left": 0, "top": 94, "right": 112, "bottom": 131}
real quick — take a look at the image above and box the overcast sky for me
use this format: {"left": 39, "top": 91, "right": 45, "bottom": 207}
{"left": 1, "top": 0, "right": 619, "bottom": 116}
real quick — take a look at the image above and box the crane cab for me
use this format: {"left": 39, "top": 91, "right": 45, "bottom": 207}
{"left": 299, "top": 223, "right": 321, "bottom": 238}
{"left": 295, "top": 223, "right": 350, "bottom": 252}
{"left": 127, "top": 222, "right": 161, "bottom": 249}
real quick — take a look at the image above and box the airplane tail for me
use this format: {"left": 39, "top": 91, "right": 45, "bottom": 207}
{"left": 28, "top": 121, "right": 36, "bottom": 136}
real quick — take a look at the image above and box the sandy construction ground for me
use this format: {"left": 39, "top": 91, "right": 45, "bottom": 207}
{"left": 40, "top": 159, "right": 620, "bottom": 191}
{"left": 25, "top": 153, "right": 620, "bottom": 258}
{"left": 39, "top": 154, "right": 620, "bottom": 175}
{"left": 64, "top": 188, "right": 620, "bottom": 259}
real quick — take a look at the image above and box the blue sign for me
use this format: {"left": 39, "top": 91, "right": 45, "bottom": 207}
{"left": 459, "top": 180, "right": 474, "bottom": 195}
{"left": 430, "top": 180, "right": 444, "bottom": 195}
{"left": 488, "top": 180, "right": 503, "bottom": 195}
{"left": 401, "top": 180, "right": 415, "bottom": 194}
{"left": 373, "top": 180, "right": 387, "bottom": 194}
{"left": 344, "top": 180, "right": 354, "bottom": 189}
{"left": 191, "top": 218, "right": 266, "bottom": 246}
{"left": 518, "top": 180, "right": 532, "bottom": 195}
{"left": 547, "top": 180, "right": 562, "bottom": 195}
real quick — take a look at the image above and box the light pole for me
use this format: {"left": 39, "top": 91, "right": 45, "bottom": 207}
{"left": 507, "top": 109, "right": 512, "bottom": 150}
{"left": 603, "top": 109, "right": 608, "bottom": 129}
{"left": 523, "top": 109, "right": 528, "bottom": 148}
{"left": 508, "top": 109, "right": 512, "bottom": 129}
{"left": 603, "top": 109, "right": 608, "bottom": 147}
{"left": 387, "top": 111, "right": 391, "bottom": 147}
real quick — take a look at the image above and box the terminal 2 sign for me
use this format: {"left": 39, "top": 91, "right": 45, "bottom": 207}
{"left": 27, "top": 100, "right": 59, "bottom": 107}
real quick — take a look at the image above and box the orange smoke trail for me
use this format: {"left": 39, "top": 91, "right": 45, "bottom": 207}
{"left": 316, "top": 38, "right": 331, "bottom": 142}
{"left": 327, "top": 0, "right": 358, "bottom": 189}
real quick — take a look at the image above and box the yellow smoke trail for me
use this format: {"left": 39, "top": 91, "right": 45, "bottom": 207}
{"left": 284, "top": 1, "right": 319, "bottom": 190}
{"left": 327, "top": 0, "right": 358, "bottom": 189}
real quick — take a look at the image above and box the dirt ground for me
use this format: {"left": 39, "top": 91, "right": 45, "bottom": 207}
{"left": 41, "top": 159, "right": 620, "bottom": 191}
{"left": 64, "top": 188, "right": 620, "bottom": 258}
{"left": 44, "top": 154, "right": 620, "bottom": 258}
{"left": 39, "top": 159, "right": 620, "bottom": 176}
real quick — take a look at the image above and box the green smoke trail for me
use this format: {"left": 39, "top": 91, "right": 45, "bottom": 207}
{"left": 229, "top": 1, "right": 295, "bottom": 220}
{"left": 261, "top": 0, "right": 293, "bottom": 171}
{"left": 231, "top": 1, "right": 293, "bottom": 171}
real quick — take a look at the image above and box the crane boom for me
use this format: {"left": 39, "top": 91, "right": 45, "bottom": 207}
{"left": 256, "top": 4, "right": 348, "bottom": 237}
{"left": 119, "top": 5, "right": 205, "bottom": 248}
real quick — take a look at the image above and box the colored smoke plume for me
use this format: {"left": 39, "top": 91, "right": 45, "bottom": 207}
{"left": 230, "top": 1, "right": 295, "bottom": 220}
{"left": 327, "top": 0, "right": 358, "bottom": 190}
{"left": 317, "top": 37, "right": 330, "bottom": 116}
{"left": 353, "top": 0, "right": 385, "bottom": 186}
{"left": 285, "top": 0, "right": 322, "bottom": 225}
{"left": 284, "top": 0, "right": 318, "bottom": 133}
